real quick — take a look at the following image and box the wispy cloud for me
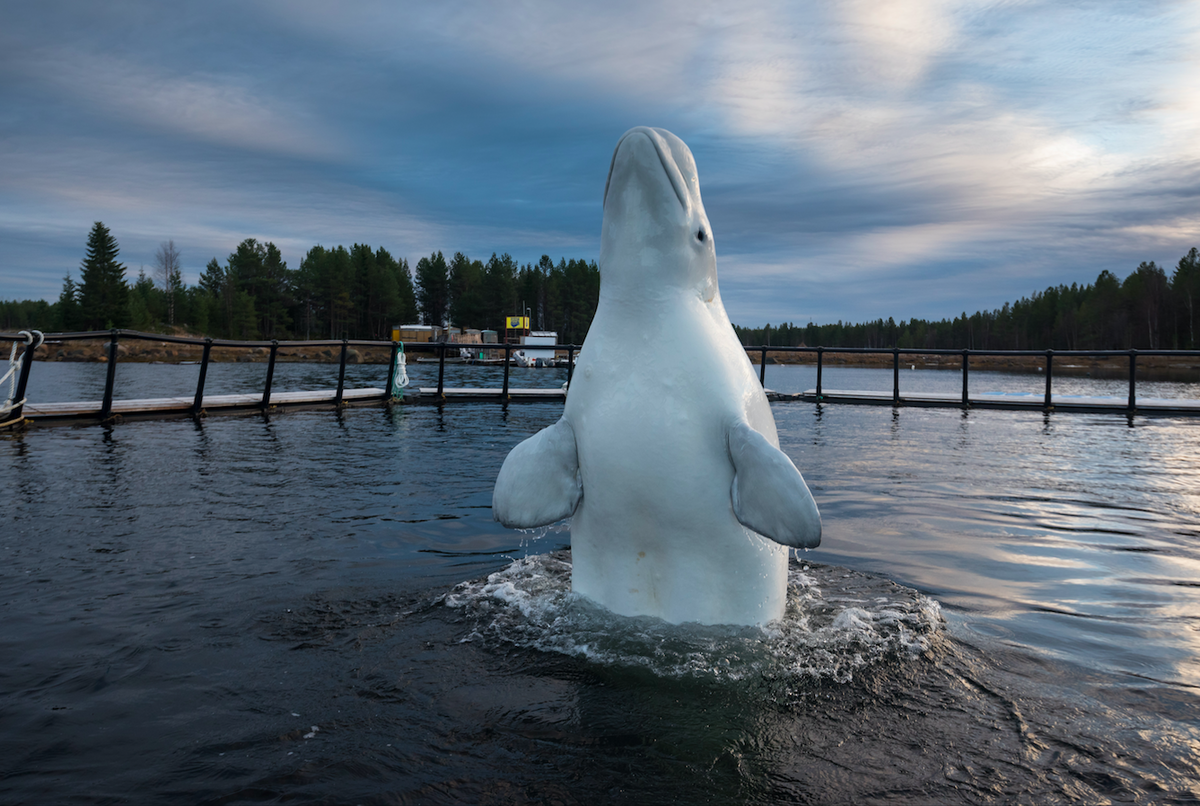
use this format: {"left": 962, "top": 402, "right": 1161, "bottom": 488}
{"left": 2, "top": 0, "right": 1199, "bottom": 327}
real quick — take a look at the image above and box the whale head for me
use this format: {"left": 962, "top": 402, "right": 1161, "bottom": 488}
{"left": 600, "top": 127, "right": 717, "bottom": 303}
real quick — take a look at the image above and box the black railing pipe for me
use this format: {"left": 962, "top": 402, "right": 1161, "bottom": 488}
{"left": 892, "top": 348, "right": 900, "bottom": 405}
{"left": 11, "top": 334, "right": 39, "bottom": 422}
{"left": 262, "top": 340, "right": 278, "bottom": 409}
{"left": 437, "top": 341, "right": 446, "bottom": 398}
{"left": 1128, "top": 350, "right": 1138, "bottom": 413}
{"left": 335, "top": 339, "right": 348, "bottom": 406}
{"left": 760, "top": 346, "right": 768, "bottom": 386}
{"left": 101, "top": 330, "right": 119, "bottom": 420}
{"left": 815, "top": 347, "right": 823, "bottom": 399}
{"left": 961, "top": 349, "right": 969, "bottom": 407}
{"left": 193, "top": 338, "right": 212, "bottom": 415}
{"left": 1044, "top": 350, "right": 1054, "bottom": 410}
{"left": 502, "top": 343, "right": 511, "bottom": 400}
{"left": 566, "top": 345, "right": 575, "bottom": 387}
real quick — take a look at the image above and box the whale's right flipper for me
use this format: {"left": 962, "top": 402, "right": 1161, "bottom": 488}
{"left": 493, "top": 418, "right": 583, "bottom": 528}
{"left": 728, "top": 421, "right": 822, "bottom": 549}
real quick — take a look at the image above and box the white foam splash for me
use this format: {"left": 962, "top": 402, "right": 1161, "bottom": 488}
{"left": 443, "top": 551, "right": 943, "bottom": 684}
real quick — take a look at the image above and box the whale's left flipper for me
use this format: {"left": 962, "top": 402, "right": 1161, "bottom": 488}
{"left": 493, "top": 419, "right": 583, "bottom": 528}
{"left": 728, "top": 421, "right": 822, "bottom": 549}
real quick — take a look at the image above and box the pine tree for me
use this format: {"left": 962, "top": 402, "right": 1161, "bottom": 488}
{"left": 447, "top": 251, "right": 486, "bottom": 329}
{"left": 394, "top": 256, "right": 418, "bottom": 327}
{"left": 78, "top": 222, "right": 129, "bottom": 330}
{"left": 155, "top": 240, "right": 182, "bottom": 328}
{"left": 1173, "top": 248, "right": 1200, "bottom": 348}
{"left": 415, "top": 251, "right": 449, "bottom": 327}
{"left": 56, "top": 273, "right": 82, "bottom": 331}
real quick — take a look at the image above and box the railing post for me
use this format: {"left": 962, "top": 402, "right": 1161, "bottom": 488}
{"left": 262, "top": 340, "right": 278, "bottom": 409}
{"left": 388, "top": 341, "right": 399, "bottom": 398}
{"left": 437, "top": 340, "right": 446, "bottom": 398}
{"left": 961, "top": 349, "right": 970, "bottom": 407}
{"left": 1044, "top": 350, "right": 1054, "bottom": 410}
{"left": 759, "top": 346, "right": 768, "bottom": 387}
{"left": 815, "top": 347, "right": 823, "bottom": 399}
{"left": 566, "top": 345, "right": 575, "bottom": 387}
{"left": 1128, "top": 350, "right": 1137, "bottom": 413}
{"left": 101, "top": 329, "right": 119, "bottom": 420}
{"left": 892, "top": 347, "right": 900, "bottom": 405}
{"left": 336, "top": 339, "right": 348, "bottom": 407}
{"left": 192, "top": 338, "right": 212, "bottom": 416}
{"left": 11, "top": 331, "right": 41, "bottom": 422}
{"left": 502, "top": 342, "right": 511, "bottom": 400}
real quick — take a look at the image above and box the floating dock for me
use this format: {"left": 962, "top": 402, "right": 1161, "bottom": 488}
{"left": 5, "top": 330, "right": 1200, "bottom": 428}
{"left": 26, "top": 385, "right": 1198, "bottom": 426}
{"left": 18, "top": 386, "right": 567, "bottom": 425}
{"left": 408, "top": 387, "right": 566, "bottom": 402}
{"left": 24, "top": 388, "right": 389, "bottom": 423}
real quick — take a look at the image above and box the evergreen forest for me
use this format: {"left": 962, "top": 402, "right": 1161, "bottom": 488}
{"left": 1, "top": 223, "right": 601, "bottom": 345}
{"left": 2, "top": 223, "right": 1198, "bottom": 351}
{"left": 732, "top": 251, "right": 1200, "bottom": 351}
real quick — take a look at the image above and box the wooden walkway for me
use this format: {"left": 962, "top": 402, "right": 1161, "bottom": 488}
{"left": 18, "top": 386, "right": 568, "bottom": 424}
{"left": 769, "top": 388, "right": 1200, "bottom": 414}
{"left": 25, "top": 388, "right": 389, "bottom": 421}
{"left": 410, "top": 387, "right": 566, "bottom": 402}
{"left": 15, "top": 384, "right": 1199, "bottom": 426}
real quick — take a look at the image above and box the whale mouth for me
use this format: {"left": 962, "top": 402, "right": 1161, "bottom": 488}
{"left": 603, "top": 127, "right": 689, "bottom": 212}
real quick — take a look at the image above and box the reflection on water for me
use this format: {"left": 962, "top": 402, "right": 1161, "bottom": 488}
{"left": 788, "top": 403, "right": 1200, "bottom": 689}
{"left": 2, "top": 387, "right": 1200, "bottom": 803}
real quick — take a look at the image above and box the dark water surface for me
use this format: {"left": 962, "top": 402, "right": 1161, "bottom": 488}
{"left": 3, "top": 365, "right": 1200, "bottom": 804}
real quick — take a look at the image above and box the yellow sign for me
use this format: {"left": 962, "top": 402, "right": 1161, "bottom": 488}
{"left": 506, "top": 316, "right": 529, "bottom": 330}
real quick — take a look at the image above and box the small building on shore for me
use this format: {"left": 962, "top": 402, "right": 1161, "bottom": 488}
{"left": 393, "top": 324, "right": 439, "bottom": 342}
{"left": 521, "top": 331, "right": 558, "bottom": 362}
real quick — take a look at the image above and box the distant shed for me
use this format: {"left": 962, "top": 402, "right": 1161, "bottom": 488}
{"left": 523, "top": 331, "right": 558, "bottom": 361}
{"left": 393, "top": 324, "right": 439, "bottom": 342}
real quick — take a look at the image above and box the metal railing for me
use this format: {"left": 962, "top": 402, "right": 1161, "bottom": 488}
{"left": 0, "top": 329, "right": 583, "bottom": 423}
{"left": 4, "top": 330, "right": 1199, "bottom": 424}
{"left": 749, "top": 345, "right": 1200, "bottom": 413}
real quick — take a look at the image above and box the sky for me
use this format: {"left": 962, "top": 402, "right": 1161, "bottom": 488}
{"left": 2, "top": 0, "right": 1199, "bottom": 327}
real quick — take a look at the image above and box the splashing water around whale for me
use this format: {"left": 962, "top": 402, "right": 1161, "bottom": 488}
{"left": 445, "top": 551, "right": 943, "bottom": 685}
{"left": 493, "top": 127, "right": 821, "bottom": 626}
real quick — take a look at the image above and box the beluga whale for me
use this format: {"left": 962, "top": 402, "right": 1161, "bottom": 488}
{"left": 492, "top": 126, "right": 821, "bottom": 626}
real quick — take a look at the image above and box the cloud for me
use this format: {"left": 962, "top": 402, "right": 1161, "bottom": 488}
{"left": 2, "top": 0, "right": 1199, "bottom": 328}
{"left": 8, "top": 48, "right": 339, "bottom": 160}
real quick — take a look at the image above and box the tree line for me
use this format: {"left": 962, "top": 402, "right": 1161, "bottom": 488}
{"left": 734, "top": 250, "right": 1200, "bottom": 351}
{"left": 0, "top": 222, "right": 601, "bottom": 344}
{"left": 4, "top": 224, "right": 1198, "bottom": 351}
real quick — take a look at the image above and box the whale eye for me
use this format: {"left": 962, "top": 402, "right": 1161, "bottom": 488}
{"left": 697, "top": 228, "right": 706, "bottom": 242}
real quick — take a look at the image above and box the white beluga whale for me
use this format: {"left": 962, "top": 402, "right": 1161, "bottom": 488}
{"left": 492, "top": 126, "right": 820, "bottom": 626}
